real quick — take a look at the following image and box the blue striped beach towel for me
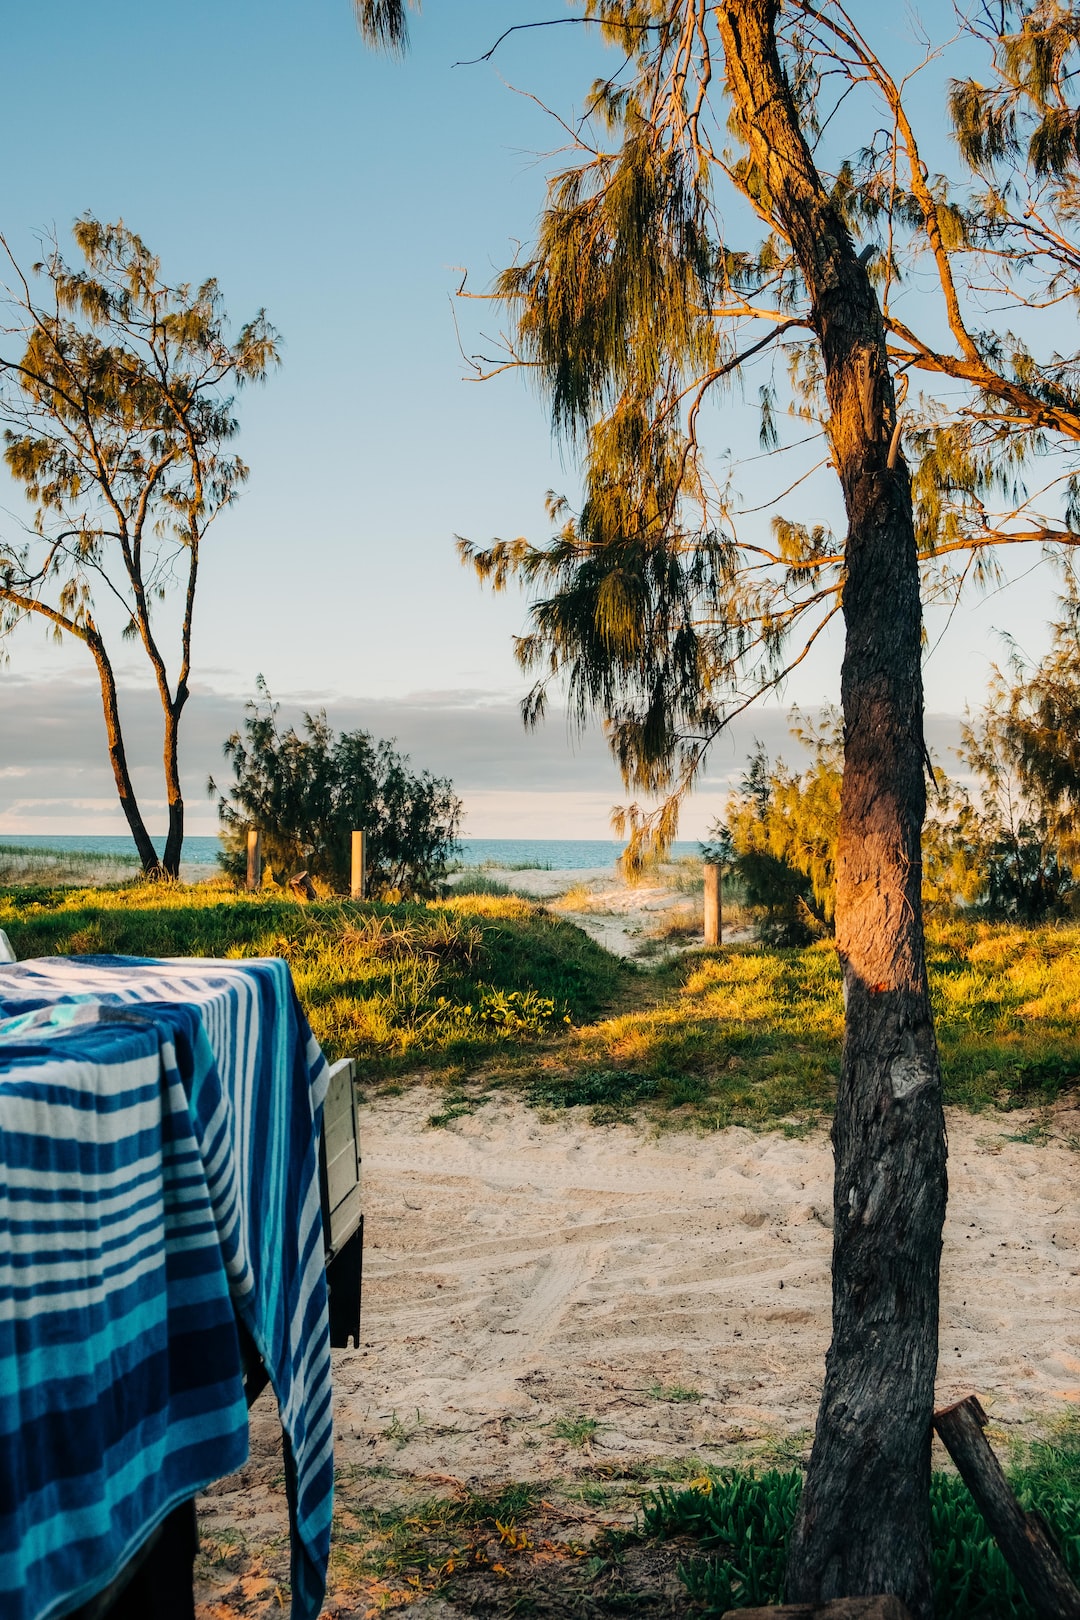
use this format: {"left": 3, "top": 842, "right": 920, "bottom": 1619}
{"left": 0, "top": 957, "right": 333, "bottom": 1620}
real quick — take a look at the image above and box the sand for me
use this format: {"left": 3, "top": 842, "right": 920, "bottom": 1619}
{"left": 451, "top": 864, "right": 750, "bottom": 957}
{"left": 194, "top": 871, "right": 1080, "bottom": 1611}
{"left": 327, "top": 1091, "right": 1080, "bottom": 1480}
{"left": 194, "top": 1088, "right": 1080, "bottom": 1615}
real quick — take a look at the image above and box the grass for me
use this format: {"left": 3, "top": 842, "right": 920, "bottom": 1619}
{"left": 210, "top": 1458, "right": 722, "bottom": 1616}
{"left": 523, "top": 945, "right": 842, "bottom": 1127}
{"left": 638, "top": 1412, "right": 1080, "bottom": 1615}
{"left": 550, "top": 1415, "right": 604, "bottom": 1449}
{"left": 518, "top": 916, "right": 1080, "bottom": 1125}
{"left": 196, "top": 1430, "right": 1080, "bottom": 1617}
{"left": 648, "top": 1384, "right": 704, "bottom": 1404}
{"left": 0, "top": 880, "right": 625, "bottom": 1073}
{"left": 445, "top": 873, "right": 516, "bottom": 898}
{"left": 327, "top": 1477, "right": 556, "bottom": 1611}
{"left": 0, "top": 841, "right": 143, "bottom": 887}
{"left": 4, "top": 879, "right": 1080, "bottom": 1124}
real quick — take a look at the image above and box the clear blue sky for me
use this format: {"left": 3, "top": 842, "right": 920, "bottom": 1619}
{"left": 0, "top": 2, "right": 1065, "bottom": 837}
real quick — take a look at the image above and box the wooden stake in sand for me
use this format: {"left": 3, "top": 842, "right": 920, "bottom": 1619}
{"left": 245, "top": 828, "right": 261, "bottom": 892}
{"left": 351, "top": 830, "right": 367, "bottom": 901}
{"left": 704, "top": 861, "right": 722, "bottom": 946}
{"left": 933, "top": 1394, "right": 1080, "bottom": 1620}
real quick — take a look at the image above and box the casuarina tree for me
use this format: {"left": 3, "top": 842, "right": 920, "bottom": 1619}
{"left": 0, "top": 218, "right": 277, "bottom": 876}
{"left": 357, "top": 2, "right": 1080, "bottom": 1610}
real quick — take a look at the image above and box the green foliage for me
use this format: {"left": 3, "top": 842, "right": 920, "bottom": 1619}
{"left": 446, "top": 874, "right": 515, "bottom": 898}
{"left": 528, "top": 1067, "right": 663, "bottom": 1121}
{"left": 328, "top": 1474, "right": 542, "bottom": 1601}
{"left": 955, "top": 601, "right": 1080, "bottom": 920}
{"left": 710, "top": 716, "right": 838, "bottom": 944}
{"left": 496, "top": 114, "right": 715, "bottom": 438}
{"left": 708, "top": 635, "right": 1080, "bottom": 929}
{"left": 542, "top": 946, "right": 843, "bottom": 1128}
{"left": 541, "top": 916, "right": 1080, "bottom": 1124}
{"left": 642, "top": 1470, "right": 799, "bottom": 1611}
{"left": 352, "top": 0, "right": 415, "bottom": 52}
{"left": 434, "top": 4, "right": 1080, "bottom": 869}
{"left": 211, "top": 681, "right": 462, "bottom": 899}
{"left": 641, "top": 1429, "right": 1080, "bottom": 1616}
{"left": 550, "top": 1416, "right": 603, "bottom": 1450}
{"left": 1008, "top": 593, "right": 1080, "bottom": 825}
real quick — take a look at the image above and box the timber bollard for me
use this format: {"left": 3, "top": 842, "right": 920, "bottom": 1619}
{"left": 245, "top": 829, "right": 261, "bottom": 893}
{"left": 351, "top": 830, "right": 367, "bottom": 901}
{"left": 704, "top": 861, "right": 722, "bottom": 946}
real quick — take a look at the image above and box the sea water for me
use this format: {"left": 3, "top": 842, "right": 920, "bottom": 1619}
{"left": 0, "top": 833, "right": 701, "bottom": 871}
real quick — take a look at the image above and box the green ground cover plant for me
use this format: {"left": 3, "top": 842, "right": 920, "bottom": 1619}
{"left": 550, "top": 1416, "right": 605, "bottom": 1450}
{"left": 640, "top": 1415, "right": 1080, "bottom": 1615}
{"left": 198, "top": 1435, "right": 1080, "bottom": 1617}
{"left": 201, "top": 1456, "right": 731, "bottom": 1616}
{"left": 528, "top": 917, "right": 1080, "bottom": 1124}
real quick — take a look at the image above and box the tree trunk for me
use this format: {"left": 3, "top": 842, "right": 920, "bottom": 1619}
{"left": 160, "top": 687, "right": 188, "bottom": 878}
{"left": 716, "top": 6, "right": 947, "bottom": 1616}
{"left": 86, "top": 626, "right": 163, "bottom": 878}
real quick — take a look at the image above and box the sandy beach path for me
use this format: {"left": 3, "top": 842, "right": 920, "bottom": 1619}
{"left": 449, "top": 865, "right": 726, "bottom": 956}
{"left": 195, "top": 1091, "right": 1080, "bottom": 1615}
{"left": 338, "top": 1091, "right": 1080, "bottom": 1476}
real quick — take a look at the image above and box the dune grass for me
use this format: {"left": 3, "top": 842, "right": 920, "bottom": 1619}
{"left": 0, "top": 880, "right": 625, "bottom": 1073}
{"left": 2, "top": 880, "right": 1078, "bottom": 1124}
{"left": 0, "top": 842, "right": 143, "bottom": 887}
{"left": 520, "top": 916, "right": 1080, "bottom": 1125}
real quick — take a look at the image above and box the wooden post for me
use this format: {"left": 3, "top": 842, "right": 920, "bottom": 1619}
{"left": 934, "top": 1394, "right": 1080, "bottom": 1620}
{"left": 703, "top": 861, "right": 722, "bottom": 946}
{"left": 245, "top": 828, "right": 261, "bottom": 893}
{"left": 351, "top": 830, "right": 367, "bottom": 901}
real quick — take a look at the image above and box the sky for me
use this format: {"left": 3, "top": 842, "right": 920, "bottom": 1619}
{"left": 0, "top": 1, "right": 1066, "bottom": 840}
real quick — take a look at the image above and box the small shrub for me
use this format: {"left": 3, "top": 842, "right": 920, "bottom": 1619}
{"left": 211, "top": 682, "right": 462, "bottom": 898}
{"left": 550, "top": 1416, "right": 603, "bottom": 1449}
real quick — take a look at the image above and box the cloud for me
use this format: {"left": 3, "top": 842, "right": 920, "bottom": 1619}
{"left": 0, "top": 669, "right": 966, "bottom": 839}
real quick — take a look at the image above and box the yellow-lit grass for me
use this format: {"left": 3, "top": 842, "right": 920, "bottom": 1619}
{"left": 3, "top": 880, "right": 1078, "bottom": 1125}
{"left": 528, "top": 919, "right": 1080, "bottom": 1125}
{"left": 0, "top": 880, "right": 623, "bottom": 1073}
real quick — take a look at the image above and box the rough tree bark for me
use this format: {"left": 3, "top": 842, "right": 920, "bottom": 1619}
{"left": 716, "top": 4, "right": 948, "bottom": 1615}
{"left": 0, "top": 585, "right": 164, "bottom": 876}
{"left": 87, "top": 624, "right": 164, "bottom": 877}
{"left": 160, "top": 690, "right": 188, "bottom": 880}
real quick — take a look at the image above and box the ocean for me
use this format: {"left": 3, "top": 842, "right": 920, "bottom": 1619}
{"left": 0, "top": 834, "right": 702, "bottom": 871}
